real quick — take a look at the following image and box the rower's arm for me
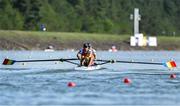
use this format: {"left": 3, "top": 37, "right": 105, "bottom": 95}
{"left": 92, "top": 49, "right": 96, "bottom": 59}
{"left": 77, "top": 53, "right": 81, "bottom": 60}
{"left": 93, "top": 53, "right": 96, "bottom": 59}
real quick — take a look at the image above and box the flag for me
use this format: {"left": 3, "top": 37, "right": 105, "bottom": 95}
{"left": 2, "top": 59, "right": 14, "bottom": 65}
{"left": 165, "top": 61, "right": 177, "bottom": 68}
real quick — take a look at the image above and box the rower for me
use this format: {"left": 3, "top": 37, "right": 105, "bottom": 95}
{"left": 87, "top": 43, "right": 96, "bottom": 65}
{"left": 77, "top": 43, "right": 96, "bottom": 67}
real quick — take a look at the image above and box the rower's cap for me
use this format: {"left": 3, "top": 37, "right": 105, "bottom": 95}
{"left": 83, "top": 43, "right": 88, "bottom": 48}
{"left": 87, "top": 43, "right": 92, "bottom": 48}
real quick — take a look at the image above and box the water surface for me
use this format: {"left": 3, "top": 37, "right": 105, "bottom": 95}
{"left": 0, "top": 51, "right": 180, "bottom": 105}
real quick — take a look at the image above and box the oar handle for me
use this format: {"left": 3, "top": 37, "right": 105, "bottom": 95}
{"left": 63, "top": 60, "right": 79, "bottom": 65}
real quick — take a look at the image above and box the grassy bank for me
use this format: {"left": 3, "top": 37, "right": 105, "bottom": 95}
{"left": 0, "top": 30, "right": 180, "bottom": 50}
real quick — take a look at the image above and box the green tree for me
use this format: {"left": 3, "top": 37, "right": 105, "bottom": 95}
{"left": 0, "top": 0, "right": 23, "bottom": 29}
{"left": 0, "top": 0, "right": 180, "bottom": 35}
{"left": 13, "top": 0, "right": 42, "bottom": 30}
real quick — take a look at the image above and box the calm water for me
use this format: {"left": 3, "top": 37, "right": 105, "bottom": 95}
{"left": 0, "top": 50, "right": 180, "bottom": 105}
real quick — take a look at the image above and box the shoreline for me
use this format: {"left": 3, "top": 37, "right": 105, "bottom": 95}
{"left": 0, "top": 30, "right": 180, "bottom": 51}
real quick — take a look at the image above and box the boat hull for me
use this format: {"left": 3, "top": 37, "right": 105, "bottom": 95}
{"left": 74, "top": 65, "right": 102, "bottom": 71}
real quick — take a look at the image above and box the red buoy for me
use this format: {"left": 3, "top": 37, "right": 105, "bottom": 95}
{"left": 170, "top": 74, "right": 176, "bottom": 79}
{"left": 68, "top": 82, "right": 76, "bottom": 87}
{"left": 123, "top": 78, "right": 131, "bottom": 84}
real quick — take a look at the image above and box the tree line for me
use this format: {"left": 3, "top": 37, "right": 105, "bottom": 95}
{"left": 0, "top": 0, "right": 180, "bottom": 36}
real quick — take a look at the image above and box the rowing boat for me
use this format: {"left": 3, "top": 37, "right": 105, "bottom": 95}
{"left": 74, "top": 65, "right": 102, "bottom": 71}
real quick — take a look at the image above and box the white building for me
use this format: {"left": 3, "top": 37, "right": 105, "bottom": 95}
{"left": 130, "top": 8, "right": 157, "bottom": 47}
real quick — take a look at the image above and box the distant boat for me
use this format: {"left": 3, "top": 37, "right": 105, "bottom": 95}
{"left": 108, "top": 45, "right": 118, "bottom": 52}
{"left": 44, "top": 45, "right": 55, "bottom": 52}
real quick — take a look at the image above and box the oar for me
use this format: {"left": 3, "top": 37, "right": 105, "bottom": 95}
{"left": 95, "top": 61, "right": 112, "bottom": 66}
{"left": 63, "top": 60, "right": 79, "bottom": 65}
{"left": 95, "top": 59, "right": 177, "bottom": 68}
{"left": 2, "top": 58, "right": 78, "bottom": 65}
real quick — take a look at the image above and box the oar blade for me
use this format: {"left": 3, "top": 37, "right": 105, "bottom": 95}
{"left": 2, "top": 59, "right": 15, "bottom": 65}
{"left": 164, "top": 61, "right": 177, "bottom": 68}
